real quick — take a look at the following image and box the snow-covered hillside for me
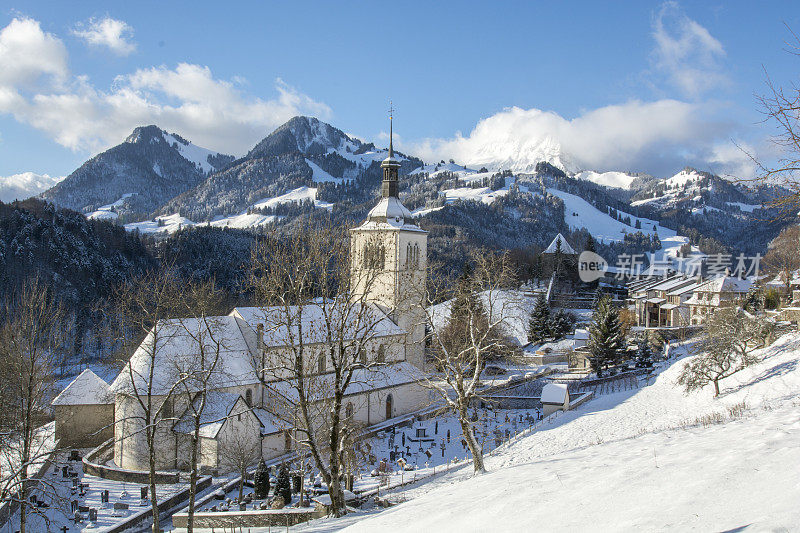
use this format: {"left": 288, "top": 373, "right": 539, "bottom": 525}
{"left": 574, "top": 170, "right": 638, "bottom": 189}
{"left": 161, "top": 131, "right": 228, "bottom": 174}
{"left": 340, "top": 334, "right": 800, "bottom": 532}
{"left": 125, "top": 186, "right": 332, "bottom": 235}
{"left": 0, "top": 172, "right": 64, "bottom": 202}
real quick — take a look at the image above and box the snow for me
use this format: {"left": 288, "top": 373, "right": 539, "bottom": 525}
{"left": 441, "top": 186, "right": 508, "bottom": 206}
{"left": 252, "top": 186, "right": 333, "bottom": 211}
{"left": 306, "top": 159, "right": 344, "bottom": 183}
{"left": 333, "top": 334, "right": 800, "bottom": 532}
{"left": 409, "top": 162, "right": 478, "bottom": 177}
{"left": 540, "top": 382, "right": 568, "bottom": 404}
{"left": 543, "top": 233, "right": 577, "bottom": 254}
{"left": 547, "top": 188, "right": 675, "bottom": 243}
{"left": 163, "top": 132, "right": 223, "bottom": 174}
{"left": 52, "top": 369, "right": 111, "bottom": 406}
{"left": 727, "top": 201, "right": 760, "bottom": 212}
{"left": 125, "top": 213, "right": 194, "bottom": 235}
{"left": 574, "top": 170, "right": 637, "bottom": 189}
{"left": 86, "top": 193, "right": 136, "bottom": 220}
{"left": 0, "top": 172, "right": 65, "bottom": 202}
{"left": 209, "top": 212, "right": 280, "bottom": 229}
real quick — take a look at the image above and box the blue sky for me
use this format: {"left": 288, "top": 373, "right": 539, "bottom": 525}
{"left": 0, "top": 0, "right": 798, "bottom": 180}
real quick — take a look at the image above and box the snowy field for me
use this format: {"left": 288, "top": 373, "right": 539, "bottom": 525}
{"left": 278, "top": 333, "right": 800, "bottom": 532}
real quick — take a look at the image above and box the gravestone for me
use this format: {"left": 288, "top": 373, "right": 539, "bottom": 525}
{"left": 89, "top": 508, "right": 97, "bottom": 522}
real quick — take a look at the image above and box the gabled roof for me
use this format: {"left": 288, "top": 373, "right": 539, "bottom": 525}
{"left": 52, "top": 369, "right": 111, "bottom": 406}
{"left": 109, "top": 315, "right": 260, "bottom": 396}
{"left": 694, "top": 276, "right": 753, "bottom": 294}
{"left": 543, "top": 233, "right": 577, "bottom": 255}
{"left": 231, "top": 302, "right": 406, "bottom": 348}
{"left": 173, "top": 392, "right": 248, "bottom": 439}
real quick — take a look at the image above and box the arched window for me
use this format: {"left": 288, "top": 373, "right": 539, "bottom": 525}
{"left": 317, "top": 353, "right": 326, "bottom": 373}
{"left": 363, "top": 243, "right": 385, "bottom": 270}
{"left": 245, "top": 389, "right": 253, "bottom": 407}
{"left": 345, "top": 402, "right": 354, "bottom": 419}
{"left": 385, "top": 394, "right": 393, "bottom": 420}
{"left": 377, "top": 345, "right": 386, "bottom": 363}
{"left": 359, "top": 348, "right": 367, "bottom": 366}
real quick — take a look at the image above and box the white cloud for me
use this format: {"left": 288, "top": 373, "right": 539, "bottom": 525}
{"left": 404, "top": 102, "right": 754, "bottom": 178}
{"left": 72, "top": 17, "right": 136, "bottom": 56}
{"left": 0, "top": 18, "right": 332, "bottom": 156}
{"left": 0, "top": 171, "right": 64, "bottom": 202}
{"left": 0, "top": 17, "right": 68, "bottom": 88}
{"left": 651, "top": 2, "right": 728, "bottom": 98}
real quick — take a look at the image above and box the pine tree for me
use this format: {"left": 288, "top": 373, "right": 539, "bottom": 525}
{"left": 585, "top": 235, "right": 596, "bottom": 253}
{"left": 254, "top": 459, "right": 270, "bottom": 499}
{"left": 528, "top": 296, "right": 552, "bottom": 344}
{"left": 275, "top": 464, "right": 292, "bottom": 505}
{"left": 636, "top": 339, "right": 653, "bottom": 368}
{"left": 587, "top": 294, "right": 624, "bottom": 377}
{"left": 550, "top": 308, "right": 574, "bottom": 340}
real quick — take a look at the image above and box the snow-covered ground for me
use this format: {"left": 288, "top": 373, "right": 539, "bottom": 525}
{"left": 322, "top": 334, "right": 800, "bottom": 532}
{"left": 123, "top": 186, "right": 332, "bottom": 234}
{"left": 86, "top": 193, "right": 137, "bottom": 220}
{"left": 162, "top": 132, "right": 225, "bottom": 174}
{"left": 574, "top": 170, "right": 638, "bottom": 189}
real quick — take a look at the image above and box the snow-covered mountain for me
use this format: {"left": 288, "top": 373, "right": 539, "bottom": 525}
{"left": 0, "top": 172, "right": 64, "bottom": 203}
{"left": 40, "top": 125, "right": 234, "bottom": 219}
{"left": 158, "top": 116, "right": 421, "bottom": 223}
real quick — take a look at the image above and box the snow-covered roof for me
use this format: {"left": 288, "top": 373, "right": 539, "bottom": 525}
{"left": 109, "top": 315, "right": 260, "bottom": 396}
{"left": 354, "top": 197, "right": 426, "bottom": 232}
{"left": 173, "top": 392, "right": 244, "bottom": 439}
{"left": 52, "top": 369, "right": 112, "bottom": 406}
{"left": 694, "top": 276, "right": 753, "bottom": 294}
{"left": 648, "top": 276, "right": 695, "bottom": 293}
{"left": 536, "top": 339, "right": 575, "bottom": 354}
{"left": 543, "top": 233, "right": 577, "bottom": 255}
{"left": 666, "top": 282, "right": 700, "bottom": 296}
{"left": 231, "top": 302, "right": 406, "bottom": 348}
{"left": 572, "top": 329, "right": 589, "bottom": 340}
{"left": 660, "top": 303, "right": 680, "bottom": 310}
{"left": 541, "top": 383, "right": 569, "bottom": 404}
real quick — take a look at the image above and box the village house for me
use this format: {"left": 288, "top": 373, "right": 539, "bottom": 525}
{"left": 685, "top": 275, "right": 753, "bottom": 325}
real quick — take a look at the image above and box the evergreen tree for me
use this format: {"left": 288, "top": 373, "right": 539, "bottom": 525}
{"left": 528, "top": 296, "right": 552, "bottom": 344}
{"left": 587, "top": 294, "right": 624, "bottom": 377}
{"left": 254, "top": 459, "right": 270, "bottom": 499}
{"left": 275, "top": 464, "right": 292, "bottom": 505}
{"left": 550, "top": 308, "right": 575, "bottom": 340}
{"left": 636, "top": 339, "right": 653, "bottom": 368}
{"left": 584, "top": 235, "right": 596, "bottom": 253}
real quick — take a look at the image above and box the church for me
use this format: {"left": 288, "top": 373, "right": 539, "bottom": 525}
{"left": 55, "top": 121, "right": 431, "bottom": 473}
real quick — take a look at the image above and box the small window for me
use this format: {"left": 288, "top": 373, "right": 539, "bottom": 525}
{"left": 318, "top": 353, "right": 326, "bottom": 373}
{"left": 345, "top": 402, "right": 354, "bottom": 419}
{"left": 359, "top": 349, "right": 367, "bottom": 366}
{"left": 245, "top": 389, "right": 253, "bottom": 407}
{"left": 377, "top": 345, "right": 385, "bottom": 363}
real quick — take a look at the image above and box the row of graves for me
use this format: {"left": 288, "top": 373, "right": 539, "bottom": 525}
{"left": 3, "top": 449, "right": 188, "bottom": 532}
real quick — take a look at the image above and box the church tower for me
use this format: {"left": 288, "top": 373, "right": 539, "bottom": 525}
{"left": 350, "top": 111, "right": 427, "bottom": 369}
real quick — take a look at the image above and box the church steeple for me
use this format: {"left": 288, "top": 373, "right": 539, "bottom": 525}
{"left": 381, "top": 103, "right": 400, "bottom": 198}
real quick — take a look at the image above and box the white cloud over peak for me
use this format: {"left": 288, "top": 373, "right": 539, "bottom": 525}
{"left": 651, "top": 2, "right": 728, "bottom": 98}
{"left": 72, "top": 17, "right": 136, "bottom": 56}
{"left": 0, "top": 17, "right": 332, "bottom": 156}
{"left": 404, "top": 101, "right": 753, "bottom": 178}
{"left": 0, "top": 171, "right": 64, "bottom": 202}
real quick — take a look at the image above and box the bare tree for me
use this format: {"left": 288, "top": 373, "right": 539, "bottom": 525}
{"left": 738, "top": 28, "right": 800, "bottom": 216}
{"left": 0, "top": 278, "right": 66, "bottom": 533}
{"left": 218, "top": 425, "right": 262, "bottom": 504}
{"left": 247, "top": 221, "right": 389, "bottom": 516}
{"left": 678, "top": 307, "right": 770, "bottom": 396}
{"left": 171, "top": 279, "right": 229, "bottom": 533}
{"left": 107, "top": 268, "right": 186, "bottom": 533}
{"left": 421, "top": 251, "right": 517, "bottom": 474}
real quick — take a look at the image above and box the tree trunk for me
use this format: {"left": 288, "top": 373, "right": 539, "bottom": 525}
{"left": 187, "top": 431, "right": 199, "bottom": 533}
{"left": 458, "top": 413, "right": 485, "bottom": 474}
{"left": 713, "top": 378, "right": 720, "bottom": 397}
{"left": 149, "top": 433, "right": 160, "bottom": 533}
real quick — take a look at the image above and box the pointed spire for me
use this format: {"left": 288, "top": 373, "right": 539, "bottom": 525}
{"left": 388, "top": 100, "right": 394, "bottom": 158}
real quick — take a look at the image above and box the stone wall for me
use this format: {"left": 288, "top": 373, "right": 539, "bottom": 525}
{"left": 172, "top": 506, "right": 324, "bottom": 529}
{"left": 83, "top": 439, "right": 180, "bottom": 484}
{"left": 54, "top": 403, "right": 113, "bottom": 448}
